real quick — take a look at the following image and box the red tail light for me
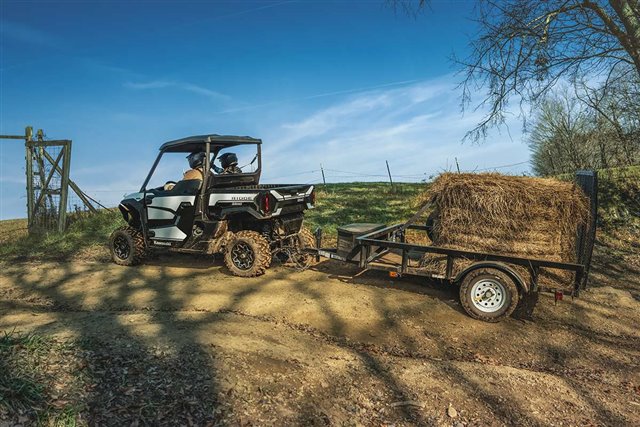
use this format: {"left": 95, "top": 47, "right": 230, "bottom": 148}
{"left": 263, "top": 194, "right": 271, "bottom": 213}
{"left": 310, "top": 191, "right": 316, "bottom": 205}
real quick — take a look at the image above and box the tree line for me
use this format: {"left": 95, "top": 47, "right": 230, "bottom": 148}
{"left": 529, "top": 69, "right": 640, "bottom": 175}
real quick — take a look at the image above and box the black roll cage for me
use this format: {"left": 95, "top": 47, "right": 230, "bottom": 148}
{"left": 140, "top": 135, "right": 263, "bottom": 193}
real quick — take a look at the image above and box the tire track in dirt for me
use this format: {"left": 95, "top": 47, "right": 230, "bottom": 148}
{"left": 3, "top": 294, "right": 630, "bottom": 391}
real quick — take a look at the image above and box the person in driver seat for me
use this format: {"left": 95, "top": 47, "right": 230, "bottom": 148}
{"left": 164, "top": 151, "right": 205, "bottom": 191}
{"left": 183, "top": 151, "right": 206, "bottom": 180}
{"left": 214, "top": 152, "right": 242, "bottom": 174}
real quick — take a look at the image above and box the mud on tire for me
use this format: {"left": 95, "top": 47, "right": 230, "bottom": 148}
{"left": 224, "top": 231, "right": 272, "bottom": 277}
{"left": 109, "top": 226, "right": 146, "bottom": 266}
{"left": 459, "top": 267, "right": 519, "bottom": 322}
{"left": 295, "top": 227, "right": 317, "bottom": 266}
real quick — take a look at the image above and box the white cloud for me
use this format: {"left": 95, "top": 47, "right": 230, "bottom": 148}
{"left": 124, "top": 80, "right": 173, "bottom": 90}
{"left": 124, "top": 80, "right": 230, "bottom": 101}
{"left": 258, "top": 75, "right": 530, "bottom": 184}
{"left": 0, "top": 74, "right": 533, "bottom": 219}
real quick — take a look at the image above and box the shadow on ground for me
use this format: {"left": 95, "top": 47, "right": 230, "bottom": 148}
{"left": 0, "top": 250, "right": 638, "bottom": 425}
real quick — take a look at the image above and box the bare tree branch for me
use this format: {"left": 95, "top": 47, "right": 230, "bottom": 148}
{"left": 389, "top": 0, "right": 640, "bottom": 141}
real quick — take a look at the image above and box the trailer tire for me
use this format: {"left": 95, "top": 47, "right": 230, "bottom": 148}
{"left": 225, "top": 231, "right": 272, "bottom": 277}
{"left": 109, "top": 226, "right": 146, "bottom": 266}
{"left": 459, "top": 267, "right": 519, "bottom": 322}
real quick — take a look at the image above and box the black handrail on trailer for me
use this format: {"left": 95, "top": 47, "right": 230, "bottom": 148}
{"left": 354, "top": 223, "right": 586, "bottom": 294}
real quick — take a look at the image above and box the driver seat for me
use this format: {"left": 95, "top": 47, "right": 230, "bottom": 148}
{"left": 165, "top": 179, "right": 202, "bottom": 196}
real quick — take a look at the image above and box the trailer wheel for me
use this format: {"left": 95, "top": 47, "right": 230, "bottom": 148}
{"left": 459, "top": 268, "right": 519, "bottom": 322}
{"left": 224, "top": 231, "right": 272, "bottom": 277}
{"left": 109, "top": 226, "right": 146, "bottom": 266}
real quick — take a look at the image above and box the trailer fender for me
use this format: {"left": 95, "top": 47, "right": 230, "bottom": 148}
{"left": 454, "top": 261, "right": 530, "bottom": 294}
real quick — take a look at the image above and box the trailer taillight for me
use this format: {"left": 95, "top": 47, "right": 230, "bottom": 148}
{"left": 310, "top": 190, "right": 316, "bottom": 205}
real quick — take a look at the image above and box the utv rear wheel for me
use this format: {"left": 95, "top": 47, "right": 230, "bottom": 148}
{"left": 224, "top": 231, "right": 272, "bottom": 277}
{"left": 109, "top": 226, "right": 146, "bottom": 266}
{"left": 459, "top": 268, "right": 519, "bottom": 322}
{"left": 294, "top": 227, "right": 317, "bottom": 266}
{"left": 297, "top": 227, "right": 316, "bottom": 249}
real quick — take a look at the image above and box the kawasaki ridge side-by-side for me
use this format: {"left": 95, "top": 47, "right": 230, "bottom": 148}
{"left": 109, "top": 134, "right": 315, "bottom": 277}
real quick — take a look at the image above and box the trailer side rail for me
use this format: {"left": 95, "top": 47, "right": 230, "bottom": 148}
{"left": 356, "top": 223, "right": 586, "bottom": 291}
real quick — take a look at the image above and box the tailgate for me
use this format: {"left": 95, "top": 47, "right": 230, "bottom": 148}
{"left": 268, "top": 185, "right": 314, "bottom": 214}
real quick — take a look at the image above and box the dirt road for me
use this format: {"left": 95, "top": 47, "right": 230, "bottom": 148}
{"left": 1, "top": 252, "right": 639, "bottom": 426}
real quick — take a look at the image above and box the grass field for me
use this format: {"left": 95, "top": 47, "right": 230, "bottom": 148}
{"left": 0, "top": 182, "right": 425, "bottom": 261}
{"left": 2, "top": 166, "right": 637, "bottom": 261}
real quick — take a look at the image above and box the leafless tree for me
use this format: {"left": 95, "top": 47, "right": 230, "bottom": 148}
{"left": 391, "top": 1, "right": 640, "bottom": 140}
{"left": 528, "top": 82, "right": 639, "bottom": 175}
{"left": 575, "top": 65, "right": 640, "bottom": 164}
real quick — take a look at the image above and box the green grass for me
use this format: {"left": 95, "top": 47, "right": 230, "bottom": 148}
{"left": 0, "top": 331, "right": 50, "bottom": 415}
{"left": 0, "top": 183, "right": 424, "bottom": 261}
{"left": 304, "top": 182, "right": 425, "bottom": 240}
{"left": 0, "top": 209, "right": 124, "bottom": 261}
{"left": 0, "top": 331, "right": 84, "bottom": 426}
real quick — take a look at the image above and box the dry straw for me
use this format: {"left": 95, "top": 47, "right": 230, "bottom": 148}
{"left": 415, "top": 173, "right": 591, "bottom": 288}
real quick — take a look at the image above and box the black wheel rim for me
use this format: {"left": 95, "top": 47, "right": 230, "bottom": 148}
{"left": 113, "top": 235, "right": 131, "bottom": 260}
{"left": 231, "top": 241, "right": 255, "bottom": 270}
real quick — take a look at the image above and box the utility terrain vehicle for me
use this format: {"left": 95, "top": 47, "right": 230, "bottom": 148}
{"left": 109, "top": 134, "right": 316, "bottom": 276}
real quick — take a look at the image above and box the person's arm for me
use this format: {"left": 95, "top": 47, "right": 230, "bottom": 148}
{"left": 212, "top": 164, "right": 223, "bottom": 174}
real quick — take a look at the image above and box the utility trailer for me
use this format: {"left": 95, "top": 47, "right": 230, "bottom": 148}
{"left": 314, "top": 171, "right": 598, "bottom": 322}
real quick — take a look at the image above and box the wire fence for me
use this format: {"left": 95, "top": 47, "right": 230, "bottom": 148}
{"left": 261, "top": 159, "right": 532, "bottom": 186}
{"left": 75, "top": 158, "right": 531, "bottom": 208}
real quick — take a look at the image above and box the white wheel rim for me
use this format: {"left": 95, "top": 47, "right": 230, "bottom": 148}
{"left": 470, "top": 278, "right": 507, "bottom": 313}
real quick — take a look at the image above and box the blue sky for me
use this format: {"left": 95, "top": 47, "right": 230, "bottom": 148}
{"left": 0, "top": 0, "right": 531, "bottom": 219}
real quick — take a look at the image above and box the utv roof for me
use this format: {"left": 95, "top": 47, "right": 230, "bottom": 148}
{"left": 160, "top": 134, "right": 262, "bottom": 153}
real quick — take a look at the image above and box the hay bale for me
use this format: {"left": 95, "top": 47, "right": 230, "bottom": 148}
{"left": 418, "top": 173, "right": 591, "bottom": 289}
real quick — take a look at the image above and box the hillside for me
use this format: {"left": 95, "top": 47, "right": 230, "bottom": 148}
{"left": 0, "top": 168, "right": 637, "bottom": 261}
{"left": 0, "top": 182, "right": 424, "bottom": 261}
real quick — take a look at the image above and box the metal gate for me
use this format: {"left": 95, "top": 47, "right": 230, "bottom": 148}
{"left": 575, "top": 170, "right": 598, "bottom": 290}
{"left": 25, "top": 139, "right": 72, "bottom": 232}
{"left": 2, "top": 126, "right": 101, "bottom": 234}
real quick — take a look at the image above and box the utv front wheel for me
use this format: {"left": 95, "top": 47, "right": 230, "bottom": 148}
{"left": 224, "top": 231, "right": 272, "bottom": 277}
{"left": 109, "top": 226, "right": 146, "bottom": 266}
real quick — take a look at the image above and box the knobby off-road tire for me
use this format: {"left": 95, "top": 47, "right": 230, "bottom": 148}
{"left": 297, "top": 227, "right": 316, "bottom": 248}
{"left": 295, "top": 227, "right": 317, "bottom": 266}
{"left": 109, "top": 226, "right": 146, "bottom": 266}
{"left": 459, "top": 267, "right": 519, "bottom": 322}
{"left": 224, "top": 231, "right": 272, "bottom": 277}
